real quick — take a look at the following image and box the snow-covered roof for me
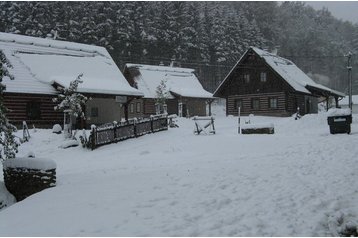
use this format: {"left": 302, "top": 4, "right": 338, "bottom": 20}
{"left": 251, "top": 47, "right": 344, "bottom": 97}
{"left": 214, "top": 47, "right": 345, "bottom": 97}
{"left": 125, "top": 64, "right": 213, "bottom": 99}
{"left": 0, "top": 32, "right": 143, "bottom": 96}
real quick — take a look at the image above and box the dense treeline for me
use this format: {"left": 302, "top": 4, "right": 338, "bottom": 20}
{"left": 0, "top": 1, "right": 357, "bottom": 93}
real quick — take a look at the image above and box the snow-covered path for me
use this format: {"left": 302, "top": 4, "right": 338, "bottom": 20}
{"left": 1, "top": 113, "right": 358, "bottom": 236}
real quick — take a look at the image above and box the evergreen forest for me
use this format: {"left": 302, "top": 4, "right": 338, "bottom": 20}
{"left": 1, "top": 1, "right": 358, "bottom": 93}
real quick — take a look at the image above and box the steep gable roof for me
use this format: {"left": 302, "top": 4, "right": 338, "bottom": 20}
{"left": 124, "top": 64, "right": 213, "bottom": 99}
{"left": 214, "top": 47, "right": 345, "bottom": 98}
{"left": 0, "top": 32, "right": 143, "bottom": 96}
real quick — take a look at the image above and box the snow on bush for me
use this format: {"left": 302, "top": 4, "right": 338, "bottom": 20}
{"left": 0, "top": 181, "right": 16, "bottom": 210}
{"left": 0, "top": 50, "right": 19, "bottom": 162}
{"left": 3, "top": 157, "right": 56, "bottom": 171}
{"left": 52, "top": 124, "right": 62, "bottom": 134}
{"left": 327, "top": 211, "right": 358, "bottom": 236}
{"left": 59, "top": 139, "right": 79, "bottom": 149}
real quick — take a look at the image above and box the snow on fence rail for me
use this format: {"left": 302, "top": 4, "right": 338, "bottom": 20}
{"left": 88, "top": 115, "right": 168, "bottom": 150}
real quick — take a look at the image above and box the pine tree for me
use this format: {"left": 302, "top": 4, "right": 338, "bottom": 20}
{"left": 0, "top": 51, "right": 19, "bottom": 162}
{"left": 155, "top": 79, "right": 169, "bottom": 114}
{"left": 53, "top": 74, "right": 89, "bottom": 136}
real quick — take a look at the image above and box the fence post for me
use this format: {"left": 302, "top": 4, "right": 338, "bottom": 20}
{"left": 113, "top": 121, "right": 117, "bottom": 142}
{"left": 151, "top": 116, "right": 154, "bottom": 133}
{"left": 134, "top": 119, "right": 137, "bottom": 138}
{"left": 91, "top": 125, "right": 96, "bottom": 150}
{"left": 211, "top": 117, "right": 215, "bottom": 134}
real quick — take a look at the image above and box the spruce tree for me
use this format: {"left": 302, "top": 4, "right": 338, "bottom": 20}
{"left": 53, "top": 74, "right": 88, "bottom": 137}
{"left": 0, "top": 51, "right": 18, "bottom": 162}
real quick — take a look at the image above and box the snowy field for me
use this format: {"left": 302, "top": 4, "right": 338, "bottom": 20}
{"left": 1, "top": 110, "right": 358, "bottom": 236}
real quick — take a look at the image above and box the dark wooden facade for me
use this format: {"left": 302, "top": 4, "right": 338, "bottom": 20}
{"left": 4, "top": 92, "right": 63, "bottom": 128}
{"left": 215, "top": 49, "right": 318, "bottom": 117}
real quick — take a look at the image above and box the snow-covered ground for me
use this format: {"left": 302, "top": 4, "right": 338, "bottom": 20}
{"left": 1, "top": 110, "right": 358, "bottom": 236}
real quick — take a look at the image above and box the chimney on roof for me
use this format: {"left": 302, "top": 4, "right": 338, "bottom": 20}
{"left": 170, "top": 57, "right": 181, "bottom": 67}
{"left": 170, "top": 57, "right": 175, "bottom": 67}
{"left": 271, "top": 45, "right": 280, "bottom": 55}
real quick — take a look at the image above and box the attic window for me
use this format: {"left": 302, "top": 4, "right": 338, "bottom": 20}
{"left": 244, "top": 74, "right": 250, "bottom": 83}
{"left": 260, "top": 72, "right": 267, "bottom": 82}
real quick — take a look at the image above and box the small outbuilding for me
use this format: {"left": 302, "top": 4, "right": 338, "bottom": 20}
{"left": 213, "top": 47, "right": 345, "bottom": 117}
{"left": 0, "top": 32, "right": 143, "bottom": 128}
{"left": 123, "top": 64, "right": 214, "bottom": 118}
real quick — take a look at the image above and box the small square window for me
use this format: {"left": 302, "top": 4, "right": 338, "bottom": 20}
{"left": 244, "top": 74, "right": 250, "bottom": 83}
{"left": 91, "top": 107, "right": 98, "bottom": 117}
{"left": 251, "top": 98, "right": 260, "bottom": 110}
{"left": 130, "top": 103, "right": 134, "bottom": 113}
{"left": 234, "top": 99, "right": 243, "bottom": 110}
{"left": 260, "top": 72, "right": 267, "bottom": 82}
{"left": 269, "top": 98, "right": 278, "bottom": 109}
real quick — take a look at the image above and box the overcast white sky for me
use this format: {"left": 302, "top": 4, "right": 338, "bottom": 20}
{"left": 305, "top": 1, "right": 358, "bottom": 24}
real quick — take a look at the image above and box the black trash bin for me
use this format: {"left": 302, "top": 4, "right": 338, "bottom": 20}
{"left": 327, "top": 114, "right": 352, "bottom": 134}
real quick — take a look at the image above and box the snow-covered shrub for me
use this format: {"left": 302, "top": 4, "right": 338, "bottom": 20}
{"left": 26, "top": 151, "right": 35, "bottom": 158}
{"left": 3, "top": 156, "right": 57, "bottom": 201}
{"left": 0, "top": 181, "right": 16, "bottom": 210}
{"left": 327, "top": 211, "right": 358, "bottom": 236}
{"left": 52, "top": 124, "right": 62, "bottom": 134}
{"left": 0, "top": 50, "right": 19, "bottom": 162}
{"left": 59, "top": 139, "right": 79, "bottom": 149}
{"left": 155, "top": 79, "right": 169, "bottom": 114}
{"left": 52, "top": 74, "right": 89, "bottom": 137}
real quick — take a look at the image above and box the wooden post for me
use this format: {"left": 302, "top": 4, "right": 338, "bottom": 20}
{"left": 238, "top": 106, "right": 241, "bottom": 134}
{"left": 124, "top": 103, "right": 129, "bottom": 121}
{"left": 91, "top": 125, "right": 96, "bottom": 150}
{"left": 326, "top": 97, "right": 329, "bottom": 111}
{"left": 211, "top": 117, "right": 215, "bottom": 134}
{"left": 335, "top": 96, "right": 339, "bottom": 108}
{"left": 150, "top": 116, "right": 154, "bottom": 133}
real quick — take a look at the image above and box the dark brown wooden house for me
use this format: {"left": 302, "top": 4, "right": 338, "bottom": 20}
{"left": 123, "top": 64, "right": 213, "bottom": 118}
{"left": 0, "top": 32, "right": 143, "bottom": 128}
{"left": 214, "top": 47, "right": 345, "bottom": 117}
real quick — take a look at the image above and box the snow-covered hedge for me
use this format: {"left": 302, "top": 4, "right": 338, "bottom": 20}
{"left": 327, "top": 108, "right": 351, "bottom": 117}
{"left": 241, "top": 122, "right": 274, "bottom": 130}
{"left": 241, "top": 123, "right": 275, "bottom": 134}
{"left": 3, "top": 157, "right": 56, "bottom": 201}
{"left": 3, "top": 157, "right": 56, "bottom": 170}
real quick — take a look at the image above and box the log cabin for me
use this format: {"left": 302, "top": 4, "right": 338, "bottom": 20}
{"left": 0, "top": 32, "right": 143, "bottom": 128}
{"left": 213, "top": 47, "right": 345, "bottom": 117}
{"left": 123, "top": 64, "right": 214, "bottom": 118}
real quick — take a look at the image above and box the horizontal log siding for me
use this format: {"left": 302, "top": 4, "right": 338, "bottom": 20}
{"left": 186, "top": 98, "right": 207, "bottom": 117}
{"left": 142, "top": 99, "right": 178, "bottom": 117}
{"left": 4, "top": 93, "right": 62, "bottom": 128}
{"left": 227, "top": 92, "right": 291, "bottom": 116}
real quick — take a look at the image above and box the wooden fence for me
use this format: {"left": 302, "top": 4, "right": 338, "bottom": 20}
{"left": 88, "top": 115, "right": 168, "bottom": 150}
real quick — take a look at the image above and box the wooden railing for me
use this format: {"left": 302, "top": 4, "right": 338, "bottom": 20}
{"left": 88, "top": 115, "right": 168, "bottom": 150}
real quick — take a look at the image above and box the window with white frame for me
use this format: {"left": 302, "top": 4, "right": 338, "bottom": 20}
{"left": 234, "top": 99, "right": 243, "bottom": 110}
{"left": 136, "top": 102, "right": 141, "bottom": 113}
{"left": 244, "top": 73, "right": 250, "bottom": 83}
{"left": 269, "top": 98, "right": 278, "bottom": 109}
{"left": 130, "top": 103, "right": 134, "bottom": 113}
{"left": 260, "top": 72, "right": 267, "bottom": 82}
{"left": 251, "top": 98, "right": 260, "bottom": 110}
